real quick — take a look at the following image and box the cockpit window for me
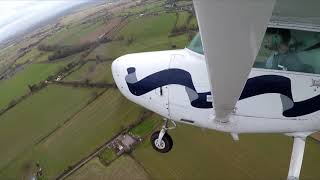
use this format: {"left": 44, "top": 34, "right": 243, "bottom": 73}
{"left": 187, "top": 33, "right": 204, "bottom": 55}
{"left": 254, "top": 27, "right": 320, "bottom": 74}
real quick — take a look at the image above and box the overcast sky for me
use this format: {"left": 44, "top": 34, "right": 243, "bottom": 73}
{"left": 0, "top": 0, "right": 90, "bottom": 42}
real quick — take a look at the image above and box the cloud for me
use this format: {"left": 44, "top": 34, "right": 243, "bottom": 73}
{"left": 0, "top": 0, "right": 90, "bottom": 42}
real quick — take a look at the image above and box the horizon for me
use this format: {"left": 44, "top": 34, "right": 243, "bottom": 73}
{"left": 0, "top": 0, "right": 91, "bottom": 43}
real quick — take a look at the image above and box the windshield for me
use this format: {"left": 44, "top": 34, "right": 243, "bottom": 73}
{"left": 187, "top": 33, "right": 204, "bottom": 55}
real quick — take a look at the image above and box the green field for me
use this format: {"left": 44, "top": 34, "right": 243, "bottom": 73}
{"left": 0, "top": 88, "right": 143, "bottom": 179}
{"left": 59, "top": 3, "right": 108, "bottom": 26}
{"left": 0, "top": 85, "right": 101, "bottom": 178}
{"left": 0, "top": 52, "right": 84, "bottom": 110}
{"left": 176, "top": 11, "right": 190, "bottom": 28}
{"left": 115, "top": 11, "right": 190, "bottom": 52}
{"left": 99, "top": 148, "right": 117, "bottom": 164}
{"left": 87, "top": 13, "right": 189, "bottom": 60}
{"left": 68, "top": 156, "right": 150, "bottom": 180}
{"left": 118, "top": 14, "right": 176, "bottom": 42}
{"left": 189, "top": 16, "right": 198, "bottom": 29}
{"left": 132, "top": 124, "right": 320, "bottom": 180}
{"left": 15, "top": 48, "right": 41, "bottom": 65}
{"left": 13, "top": 46, "right": 54, "bottom": 65}
{"left": 42, "top": 20, "right": 105, "bottom": 46}
{"left": 0, "top": 62, "right": 68, "bottom": 110}
{"left": 130, "top": 113, "right": 162, "bottom": 138}
{"left": 118, "top": 0, "right": 165, "bottom": 16}
{"left": 64, "top": 61, "right": 114, "bottom": 84}
{"left": 70, "top": 113, "right": 320, "bottom": 180}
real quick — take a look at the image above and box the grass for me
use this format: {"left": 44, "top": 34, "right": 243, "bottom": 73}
{"left": 0, "top": 85, "right": 101, "bottom": 179}
{"left": 85, "top": 10, "right": 195, "bottom": 60}
{"left": 14, "top": 48, "right": 54, "bottom": 65}
{"left": 60, "top": 3, "right": 107, "bottom": 26}
{"left": 0, "top": 44, "right": 20, "bottom": 73}
{"left": 87, "top": 12, "right": 189, "bottom": 60}
{"left": 68, "top": 156, "right": 150, "bottom": 180}
{"left": 43, "top": 20, "right": 105, "bottom": 46}
{"left": 64, "top": 61, "right": 114, "bottom": 83}
{"left": 67, "top": 158, "right": 111, "bottom": 180}
{"left": 99, "top": 149, "right": 117, "bottom": 164}
{"left": 15, "top": 48, "right": 41, "bottom": 65}
{"left": 87, "top": 34, "right": 188, "bottom": 60}
{"left": 130, "top": 113, "right": 162, "bottom": 137}
{"left": 0, "top": 61, "right": 70, "bottom": 110}
{"left": 0, "top": 35, "right": 45, "bottom": 73}
{"left": 176, "top": 11, "right": 190, "bottom": 29}
{"left": 0, "top": 89, "right": 144, "bottom": 179}
{"left": 189, "top": 16, "right": 198, "bottom": 29}
{"left": 132, "top": 124, "right": 320, "bottom": 180}
{"left": 117, "top": 0, "right": 165, "bottom": 16}
{"left": 33, "top": 51, "right": 54, "bottom": 63}
{"left": 117, "top": 14, "right": 176, "bottom": 42}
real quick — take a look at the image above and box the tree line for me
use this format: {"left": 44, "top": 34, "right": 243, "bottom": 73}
{"left": 37, "top": 37, "right": 111, "bottom": 61}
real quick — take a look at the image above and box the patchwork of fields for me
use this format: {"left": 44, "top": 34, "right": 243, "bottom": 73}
{"left": 0, "top": 88, "right": 144, "bottom": 179}
{"left": 0, "top": 51, "right": 83, "bottom": 110}
{"left": 64, "top": 61, "right": 114, "bottom": 84}
{"left": 0, "top": 85, "right": 101, "bottom": 178}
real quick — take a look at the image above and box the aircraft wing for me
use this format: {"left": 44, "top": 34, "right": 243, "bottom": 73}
{"left": 193, "top": 0, "right": 276, "bottom": 121}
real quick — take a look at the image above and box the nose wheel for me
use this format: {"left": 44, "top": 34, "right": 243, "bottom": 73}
{"left": 150, "top": 118, "right": 176, "bottom": 153}
{"left": 151, "top": 130, "right": 173, "bottom": 153}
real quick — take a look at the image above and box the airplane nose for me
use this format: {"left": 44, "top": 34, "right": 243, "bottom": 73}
{"left": 111, "top": 54, "right": 132, "bottom": 93}
{"left": 111, "top": 57, "right": 122, "bottom": 90}
{"left": 111, "top": 51, "right": 173, "bottom": 118}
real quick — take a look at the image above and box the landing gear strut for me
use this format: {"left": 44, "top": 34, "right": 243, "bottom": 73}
{"left": 151, "top": 118, "right": 176, "bottom": 153}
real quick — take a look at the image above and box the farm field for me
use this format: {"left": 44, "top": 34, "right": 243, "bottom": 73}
{"left": 0, "top": 88, "right": 144, "bottom": 179}
{"left": 59, "top": 3, "right": 109, "bottom": 26}
{"left": 86, "top": 33, "right": 189, "bottom": 60}
{"left": 118, "top": 0, "right": 165, "bottom": 16}
{"left": 14, "top": 48, "right": 41, "bottom": 65}
{"left": 68, "top": 156, "right": 150, "bottom": 180}
{"left": 176, "top": 11, "right": 190, "bottom": 28}
{"left": 86, "top": 12, "right": 190, "bottom": 60}
{"left": 67, "top": 155, "right": 150, "bottom": 180}
{"left": 118, "top": 14, "right": 176, "bottom": 40}
{"left": 43, "top": 20, "right": 105, "bottom": 46}
{"left": 22, "top": 49, "right": 54, "bottom": 64}
{"left": 130, "top": 113, "right": 162, "bottom": 138}
{"left": 0, "top": 23, "right": 59, "bottom": 73}
{"left": 0, "top": 85, "right": 101, "bottom": 178}
{"left": 0, "top": 60, "right": 71, "bottom": 110}
{"left": 64, "top": 61, "right": 114, "bottom": 84}
{"left": 71, "top": 109, "right": 320, "bottom": 180}
{"left": 132, "top": 124, "right": 320, "bottom": 180}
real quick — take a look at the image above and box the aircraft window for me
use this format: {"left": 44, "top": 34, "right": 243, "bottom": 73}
{"left": 254, "top": 27, "right": 320, "bottom": 74}
{"left": 187, "top": 33, "right": 204, "bottom": 55}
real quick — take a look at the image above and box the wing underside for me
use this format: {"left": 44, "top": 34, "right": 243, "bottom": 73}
{"left": 193, "top": 0, "right": 276, "bottom": 121}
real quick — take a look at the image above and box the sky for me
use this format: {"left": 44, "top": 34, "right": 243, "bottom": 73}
{"left": 0, "top": 0, "right": 90, "bottom": 42}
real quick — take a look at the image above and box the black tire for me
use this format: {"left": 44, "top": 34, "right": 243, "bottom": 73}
{"left": 150, "top": 131, "right": 173, "bottom": 153}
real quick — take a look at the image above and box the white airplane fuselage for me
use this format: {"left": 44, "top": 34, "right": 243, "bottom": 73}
{"left": 112, "top": 48, "right": 320, "bottom": 134}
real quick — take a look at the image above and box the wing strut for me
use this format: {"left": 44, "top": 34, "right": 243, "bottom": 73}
{"left": 193, "top": 0, "right": 276, "bottom": 121}
{"left": 287, "top": 136, "right": 306, "bottom": 180}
